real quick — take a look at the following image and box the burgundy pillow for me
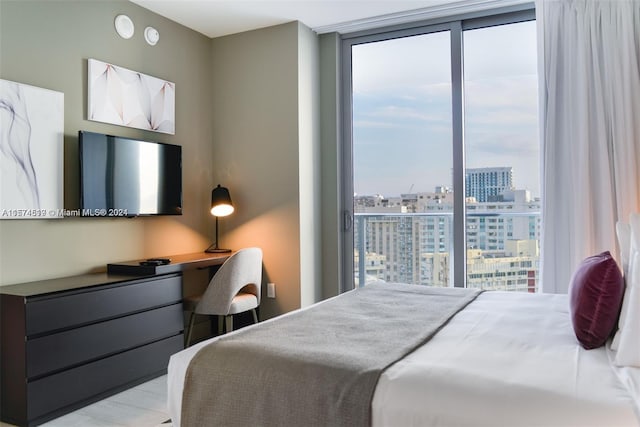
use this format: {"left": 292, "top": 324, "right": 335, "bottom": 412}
{"left": 569, "top": 251, "right": 624, "bottom": 349}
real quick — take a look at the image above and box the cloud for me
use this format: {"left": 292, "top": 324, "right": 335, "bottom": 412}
{"left": 353, "top": 119, "right": 391, "bottom": 128}
{"left": 464, "top": 21, "right": 538, "bottom": 81}
{"left": 353, "top": 84, "right": 452, "bottom": 131}
{"left": 464, "top": 77, "right": 538, "bottom": 110}
{"left": 350, "top": 19, "right": 540, "bottom": 197}
{"left": 352, "top": 31, "right": 451, "bottom": 94}
{"left": 367, "top": 105, "right": 449, "bottom": 123}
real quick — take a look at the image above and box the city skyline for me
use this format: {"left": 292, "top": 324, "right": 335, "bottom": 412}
{"left": 353, "top": 193, "right": 541, "bottom": 291}
{"left": 354, "top": 166, "right": 540, "bottom": 203}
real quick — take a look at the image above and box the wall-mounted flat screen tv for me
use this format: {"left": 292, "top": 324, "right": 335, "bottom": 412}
{"left": 79, "top": 131, "right": 182, "bottom": 217}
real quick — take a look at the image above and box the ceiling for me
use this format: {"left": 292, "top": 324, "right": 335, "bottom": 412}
{"left": 129, "top": 0, "right": 473, "bottom": 38}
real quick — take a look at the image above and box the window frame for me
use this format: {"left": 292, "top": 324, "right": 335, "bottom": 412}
{"left": 339, "top": 5, "right": 536, "bottom": 293}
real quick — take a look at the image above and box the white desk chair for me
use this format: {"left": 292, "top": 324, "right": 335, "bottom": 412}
{"left": 184, "top": 247, "right": 262, "bottom": 346}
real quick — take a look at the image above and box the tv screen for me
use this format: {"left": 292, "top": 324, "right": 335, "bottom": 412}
{"left": 79, "top": 131, "right": 182, "bottom": 217}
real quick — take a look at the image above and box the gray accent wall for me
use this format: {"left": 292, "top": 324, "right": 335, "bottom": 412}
{"left": 0, "top": 0, "right": 214, "bottom": 285}
{"left": 209, "top": 22, "right": 323, "bottom": 319}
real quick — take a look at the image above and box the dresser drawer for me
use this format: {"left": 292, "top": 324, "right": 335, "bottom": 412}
{"left": 26, "top": 334, "right": 183, "bottom": 423}
{"left": 27, "top": 303, "right": 184, "bottom": 379}
{"left": 26, "top": 275, "right": 182, "bottom": 336}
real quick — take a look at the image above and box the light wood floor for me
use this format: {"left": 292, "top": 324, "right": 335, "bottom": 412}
{"left": 0, "top": 375, "right": 170, "bottom": 427}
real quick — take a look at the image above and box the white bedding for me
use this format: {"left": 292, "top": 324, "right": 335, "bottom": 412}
{"left": 168, "top": 291, "right": 640, "bottom": 427}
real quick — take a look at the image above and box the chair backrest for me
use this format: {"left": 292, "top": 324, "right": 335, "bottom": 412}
{"left": 195, "top": 247, "right": 263, "bottom": 316}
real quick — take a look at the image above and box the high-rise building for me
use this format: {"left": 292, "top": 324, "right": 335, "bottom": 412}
{"left": 465, "top": 167, "right": 513, "bottom": 202}
{"left": 353, "top": 183, "right": 541, "bottom": 290}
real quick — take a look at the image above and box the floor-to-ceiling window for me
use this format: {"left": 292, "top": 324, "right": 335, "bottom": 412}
{"left": 351, "top": 29, "right": 453, "bottom": 287}
{"left": 463, "top": 20, "right": 539, "bottom": 292}
{"left": 342, "top": 7, "right": 539, "bottom": 292}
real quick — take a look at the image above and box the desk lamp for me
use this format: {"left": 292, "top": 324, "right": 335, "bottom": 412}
{"left": 205, "top": 184, "right": 234, "bottom": 253}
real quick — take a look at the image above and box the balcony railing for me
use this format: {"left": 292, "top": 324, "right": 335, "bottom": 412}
{"left": 354, "top": 211, "right": 541, "bottom": 292}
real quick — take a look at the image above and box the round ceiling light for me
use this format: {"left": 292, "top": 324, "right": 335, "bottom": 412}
{"left": 144, "top": 26, "right": 160, "bottom": 46}
{"left": 114, "top": 14, "right": 134, "bottom": 39}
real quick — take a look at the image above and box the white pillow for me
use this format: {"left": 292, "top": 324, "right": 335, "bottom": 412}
{"left": 611, "top": 221, "right": 632, "bottom": 350}
{"left": 614, "top": 213, "right": 640, "bottom": 366}
{"left": 617, "top": 222, "right": 632, "bottom": 273}
{"left": 615, "top": 250, "right": 640, "bottom": 366}
{"left": 631, "top": 213, "right": 640, "bottom": 254}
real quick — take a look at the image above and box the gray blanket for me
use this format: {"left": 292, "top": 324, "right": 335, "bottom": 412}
{"left": 181, "top": 283, "right": 481, "bottom": 427}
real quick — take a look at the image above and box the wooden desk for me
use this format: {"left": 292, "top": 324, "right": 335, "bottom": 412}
{"left": 107, "top": 251, "right": 232, "bottom": 276}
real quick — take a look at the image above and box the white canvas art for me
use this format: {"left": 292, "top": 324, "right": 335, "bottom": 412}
{"left": 88, "top": 59, "right": 175, "bottom": 134}
{"left": 0, "top": 79, "right": 64, "bottom": 219}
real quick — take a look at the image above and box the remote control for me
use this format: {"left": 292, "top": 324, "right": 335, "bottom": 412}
{"left": 146, "top": 258, "right": 171, "bottom": 264}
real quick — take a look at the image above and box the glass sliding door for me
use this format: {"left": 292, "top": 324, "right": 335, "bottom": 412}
{"left": 342, "top": 8, "right": 538, "bottom": 292}
{"left": 463, "top": 20, "right": 540, "bottom": 292}
{"left": 351, "top": 31, "right": 453, "bottom": 287}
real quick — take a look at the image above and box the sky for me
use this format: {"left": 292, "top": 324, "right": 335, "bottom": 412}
{"left": 352, "top": 20, "right": 540, "bottom": 198}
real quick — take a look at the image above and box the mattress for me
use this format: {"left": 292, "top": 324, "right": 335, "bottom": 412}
{"left": 168, "top": 291, "right": 640, "bottom": 427}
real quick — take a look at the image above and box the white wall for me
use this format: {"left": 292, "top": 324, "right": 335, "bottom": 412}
{"left": 298, "top": 23, "right": 322, "bottom": 307}
{"left": 319, "top": 32, "right": 342, "bottom": 299}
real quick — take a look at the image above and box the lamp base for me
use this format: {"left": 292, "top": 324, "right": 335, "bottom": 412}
{"left": 205, "top": 244, "right": 232, "bottom": 253}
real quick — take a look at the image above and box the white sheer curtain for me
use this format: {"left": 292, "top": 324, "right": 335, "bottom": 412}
{"left": 537, "top": 0, "right": 640, "bottom": 293}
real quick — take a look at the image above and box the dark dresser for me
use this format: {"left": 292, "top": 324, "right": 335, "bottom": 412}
{"left": 0, "top": 273, "right": 184, "bottom": 426}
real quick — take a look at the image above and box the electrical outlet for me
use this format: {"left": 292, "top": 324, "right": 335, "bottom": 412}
{"left": 267, "top": 282, "right": 276, "bottom": 298}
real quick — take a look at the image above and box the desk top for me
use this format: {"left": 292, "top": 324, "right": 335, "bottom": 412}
{"left": 107, "top": 251, "right": 233, "bottom": 275}
{"left": 0, "top": 252, "right": 232, "bottom": 297}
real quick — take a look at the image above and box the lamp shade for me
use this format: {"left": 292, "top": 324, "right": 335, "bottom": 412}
{"left": 210, "top": 184, "right": 234, "bottom": 217}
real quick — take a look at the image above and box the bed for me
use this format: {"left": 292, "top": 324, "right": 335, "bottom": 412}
{"left": 168, "top": 284, "right": 640, "bottom": 427}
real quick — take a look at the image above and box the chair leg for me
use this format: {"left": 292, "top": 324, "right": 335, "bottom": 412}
{"left": 225, "top": 315, "right": 233, "bottom": 333}
{"left": 217, "top": 315, "right": 224, "bottom": 335}
{"left": 185, "top": 312, "right": 196, "bottom": 347}
{"left": 251, "top": 309, "right": 258, "bottom": 324}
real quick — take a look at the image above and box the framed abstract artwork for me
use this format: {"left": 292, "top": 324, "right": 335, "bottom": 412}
{"left": 88, "top": 58, "right": 175, "bottom": 134}
{"left": 0, "top": 79, "right": 64, "bottom": 219}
